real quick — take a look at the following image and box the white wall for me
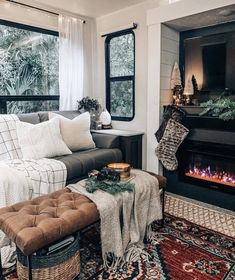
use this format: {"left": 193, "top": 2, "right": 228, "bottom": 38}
{"left": 95, "top": 1, "right": 160, "bottom": 169}
{"left": 0, "top": 1, "right": 96, "bottom": 98}
{"left": 160, "top": 24, "right": 179, "bottom": 106}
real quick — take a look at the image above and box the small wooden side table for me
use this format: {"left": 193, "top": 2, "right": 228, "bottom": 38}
{"left": 91, "top": 129, "right": 144, "bottom": 169}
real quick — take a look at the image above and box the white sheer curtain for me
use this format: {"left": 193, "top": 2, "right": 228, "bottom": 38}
{"left": 58, "top": 15, "right": 84, "bottom": 110}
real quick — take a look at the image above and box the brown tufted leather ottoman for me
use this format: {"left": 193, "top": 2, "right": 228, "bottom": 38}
{"left": 0, "top": 188, "right": 99, "bottom": 280}
{"left": 0, "top": 172, "right": 166, "bottom": 280}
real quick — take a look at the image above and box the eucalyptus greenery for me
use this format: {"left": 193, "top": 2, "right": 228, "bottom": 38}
{"left": 199, "top": 97, "right": 235, "bottom": 121}
{"left": 85, "top": 177, "right": 134, "bottom": 195}
{"left": 77, "top": 96, "right": 101, "bottom": 112}
{"left": 109, "top": 33, "right": 134, "bottom": 118}
{"left": 0, "top": 24, "right": 59, "bottom": 113}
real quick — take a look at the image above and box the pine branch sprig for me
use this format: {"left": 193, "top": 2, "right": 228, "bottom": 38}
{"left": 85, "top": 177, "right": 134, "bottom": 195}
{"left": 199, "top": 98, "right": 235, "bottom": 121}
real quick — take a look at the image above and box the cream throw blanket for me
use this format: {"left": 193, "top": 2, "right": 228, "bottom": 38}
{"left": 0, "top": 159, "right": 67, "bottom": 268}
{"left": 68, "top": 169, "right": 162, "bottom": 268}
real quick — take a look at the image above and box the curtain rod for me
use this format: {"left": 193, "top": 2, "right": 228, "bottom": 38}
{"left": 5, "top": 0, "right": 86, "bottom": 23}
{"left": 101, "top": 23, "right": 138, "bottom": 37}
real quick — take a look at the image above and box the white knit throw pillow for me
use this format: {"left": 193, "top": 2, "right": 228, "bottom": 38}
{"left": 16, "top": 118, "right": 72, "bottom": 159}
{"left": 49, "top": 112, "right": 95, "bottom": 152}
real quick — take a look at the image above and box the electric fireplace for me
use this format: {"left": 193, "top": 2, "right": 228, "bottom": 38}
{"left": 179, "top": 141, "right": 235, "bottom": 194}
{"left": 164, "top": 109, "right": 235, "bottom": 210}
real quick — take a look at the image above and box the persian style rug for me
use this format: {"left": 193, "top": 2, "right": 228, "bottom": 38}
{"left": 6, "top": 194, "right": 235, "bottom": 280}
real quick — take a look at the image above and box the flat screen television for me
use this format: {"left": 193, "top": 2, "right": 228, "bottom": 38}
{"left": 202, "top": 43, "right": 226, "bottom": 90}
{"left": 182, "top": 26, "right": 235, "bottom": 95}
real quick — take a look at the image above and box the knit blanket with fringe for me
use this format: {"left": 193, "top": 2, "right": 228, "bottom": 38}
{"left": 68, "top": 169, "right": 162, "bottom": 269}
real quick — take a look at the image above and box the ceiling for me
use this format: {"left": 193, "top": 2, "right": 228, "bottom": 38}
{"left": 165, "top": 4, "right": 235, "bottom": 31}
{"left": 19, "top": 0, "right": 153, "bottom": 18}
{"left": 18, "top": 1, "right": 235, "bottom": 28}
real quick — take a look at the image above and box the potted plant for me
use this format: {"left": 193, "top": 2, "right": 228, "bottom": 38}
{"left": 77, "top": 97, "right": 102, "bottom": 129}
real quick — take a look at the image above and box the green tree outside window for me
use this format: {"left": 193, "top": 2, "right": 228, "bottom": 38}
{"left": 105, "top": 31, "right": 135, "bottom": 121}
{"left": 0, "top": 21, "right": 59, "bottom": 113}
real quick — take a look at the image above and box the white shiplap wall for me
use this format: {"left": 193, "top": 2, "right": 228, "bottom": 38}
{"left": 158, "top": 25, "right": 180, "bottom": 174}
{"left": 160, "top": 24, "right": 179, "bottom": 106}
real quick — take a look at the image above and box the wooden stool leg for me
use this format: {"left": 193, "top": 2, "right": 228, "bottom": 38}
{"left": 27, "top": 255, "right": 32, "bottom": 280}
{"left": 74, "top": 232, "right": 81, "bottom": 280}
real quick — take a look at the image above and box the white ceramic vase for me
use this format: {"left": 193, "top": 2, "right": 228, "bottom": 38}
{"left": 99, "top": 109, "right": 111, "bottom": 125}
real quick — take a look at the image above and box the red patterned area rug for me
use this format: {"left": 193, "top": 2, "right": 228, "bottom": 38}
{"left": 6, "top": 213, "right": 235, "bottom": 280}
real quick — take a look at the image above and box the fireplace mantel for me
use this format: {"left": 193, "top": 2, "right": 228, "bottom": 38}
{"left": 164, "top": 105, "right": 235, "bottom": 131}
{"left": 181, "top": 106, "right": 235, "bottom": 131}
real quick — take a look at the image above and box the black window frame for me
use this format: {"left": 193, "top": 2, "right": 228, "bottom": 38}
{"left": 0, "top": 19, "right": 58, "bottom": 36}
{"left": 0, "top": 19, "right": 59, "bottom": 114}
{"left": 105, "top": 30, "right": 135, "bottom": 121}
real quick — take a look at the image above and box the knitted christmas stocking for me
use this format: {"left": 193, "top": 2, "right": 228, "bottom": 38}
{"left": 155, "top": 118, "right": 189, "bottom": 171}
{"left": 155, "top": 105, "right": 186, "bottom": 142}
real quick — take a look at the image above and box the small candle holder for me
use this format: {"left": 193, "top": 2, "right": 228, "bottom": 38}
{"left": 184, "top": 93, "right": 193, "bottom": 105}
{"left": 107, "top": 163, "right": 131, "bottom": 180}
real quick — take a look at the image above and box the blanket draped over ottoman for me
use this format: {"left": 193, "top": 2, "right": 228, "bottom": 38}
{"left": 68, "top": 169, "right": 162, "bottom": 269}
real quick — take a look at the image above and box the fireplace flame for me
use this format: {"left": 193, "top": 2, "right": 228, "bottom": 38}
{"left": 186, "top": 164, "right": 235, "bottom": 188}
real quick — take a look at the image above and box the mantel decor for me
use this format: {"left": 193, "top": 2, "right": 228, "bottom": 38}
{"left": 183, "top": 75, "right": 194, "bottom": 105}
{"left": 199, "top": 97, "right": 235, "bottom": 121}
{"left": 170, "top": 62, "right": 184, "bottom": 106}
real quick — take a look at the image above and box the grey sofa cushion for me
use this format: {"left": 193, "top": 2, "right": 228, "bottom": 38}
{"left": 92, "top": 133, "right": 120, "bottom": 149}
{"left": 17, "top": 111, "right": 80, "bottom": 124}
{"left": 55, "top": 111, "right": 80, "bottom": 119}
{"left": 38, "top": 111, "right": 80, "bottom": 122}
{"left": 56, "top": 148, "right": 122, "bottom": 182}
{"left": 38, "top": 112, "right": 49, "bottom": 122}
{"left": 18, "top": 113, "right": 41, "bottom": 124}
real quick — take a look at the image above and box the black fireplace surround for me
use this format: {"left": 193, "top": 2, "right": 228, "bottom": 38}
{"left": 164, "top": 110, "right": 235, "bottom": 211}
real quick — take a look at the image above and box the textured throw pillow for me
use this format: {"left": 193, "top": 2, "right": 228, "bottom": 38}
{"left": 49, "top": 112, "right": 96, "bottom": 152}
{"left": 16, "top": 118, "right": 72, "bottom": 159}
